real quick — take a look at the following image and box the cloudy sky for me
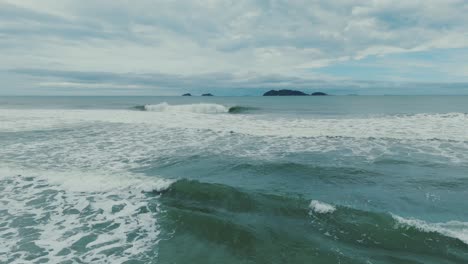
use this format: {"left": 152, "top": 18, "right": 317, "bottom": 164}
{"left": 1, "top": 0, "right": 468, "bottom": 95}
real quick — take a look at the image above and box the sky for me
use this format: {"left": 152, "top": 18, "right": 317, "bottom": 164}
{"left": 1, "top": 0, "right": 468, "bottom": 95}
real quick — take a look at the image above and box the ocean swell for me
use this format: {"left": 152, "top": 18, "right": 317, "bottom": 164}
{"left": 156, "top": 180, "right": 468, "bottom": 263}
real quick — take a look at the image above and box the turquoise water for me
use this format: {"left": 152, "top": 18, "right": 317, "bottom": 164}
{"left": 1, "top": 96, "right": 467, "bottom": 263}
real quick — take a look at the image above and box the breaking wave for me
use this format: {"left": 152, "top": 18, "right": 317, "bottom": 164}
{"left": 392, "top": 214, "right": 468, "bottom": 245}
{"left": 135, "top": 103, "right": 228, "bottom": 114}
{"left": 309, "top": 200, "right": 336, "bottom": 214}
{"left": 133, "top": 103, "right": 254, "bottom": 114}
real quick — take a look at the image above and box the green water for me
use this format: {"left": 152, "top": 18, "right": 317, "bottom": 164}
{"left": 0, "top": 96, "right": 467, "bottom": 263}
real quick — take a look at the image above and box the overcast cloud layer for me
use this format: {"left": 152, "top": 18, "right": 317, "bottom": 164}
{"left": 1, "top": 0, "right": 468, "bottom": 95}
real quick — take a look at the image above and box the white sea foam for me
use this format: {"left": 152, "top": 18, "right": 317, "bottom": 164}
{"left": 1, "top": 109, "right": 467, "bottom": 141}
{"left": 144, "top": 102, "right": 229, "bottom": 114}
{"left": 0, "top": 109, "right": 467, "bottom": 165}
{"left": 0, "top": 167, "right": 173, "bottom": 263}
{"left": 392, "top": 214, "right": 468, "bottom": 245}
{"left": 309, "top": 200, "right": 336, "bottom": 214}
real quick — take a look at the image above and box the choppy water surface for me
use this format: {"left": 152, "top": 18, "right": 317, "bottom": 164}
{"left": 1, "top": 96, "right": 467, "bottom": 263}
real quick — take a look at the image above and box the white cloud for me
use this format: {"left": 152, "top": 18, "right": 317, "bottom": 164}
{"left": 1, "top": 0, "right": 468, "bottom": 94}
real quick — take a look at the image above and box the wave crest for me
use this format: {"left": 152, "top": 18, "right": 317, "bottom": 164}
{"left": 392, "top": 214, "right": 468, "bottom": 245}
{"left": 309, "top": 200, "right": 336, "bottom": 214}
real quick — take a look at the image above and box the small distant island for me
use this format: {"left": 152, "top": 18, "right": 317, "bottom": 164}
{"left": 310, "top": 92, "right": 328, "bottom": 96}
{"left": 263, "top": 89, "right": 328, "bottom": 96}
{"left": 180, "top": 93, "right": 214, "bottom": 96}
{"left": 263, "top": 89, "right": 308, "bottom": 96}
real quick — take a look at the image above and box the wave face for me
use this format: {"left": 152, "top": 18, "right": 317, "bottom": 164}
{"left": 156, "top": 180, "right": 468, "bottom": 264}
{"left": 1, "top": 96, "right": 468, "bottom": 263}
{"left": 227, "top": 106, "right": 258, "bottom": 114}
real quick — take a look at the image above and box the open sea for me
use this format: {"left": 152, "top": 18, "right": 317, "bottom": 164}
{"left": 1, "top": 95, "right": 468, "bottom": 264}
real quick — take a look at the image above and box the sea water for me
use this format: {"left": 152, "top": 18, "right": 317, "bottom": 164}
{"left": 1, "top": 96, "right": 467, "bottom": 263}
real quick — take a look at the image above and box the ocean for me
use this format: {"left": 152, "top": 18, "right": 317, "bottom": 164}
{"left": 0, "top": 96, "right": 467, "bottom": 264}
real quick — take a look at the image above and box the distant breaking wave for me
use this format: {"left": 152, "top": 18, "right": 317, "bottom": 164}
{"left": 133, "top": 102, "right": 255, "bottom": 114}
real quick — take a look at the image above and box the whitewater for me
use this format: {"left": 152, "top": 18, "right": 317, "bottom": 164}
{"left": 1, "top": 96, "right": 467, "bottom": 264}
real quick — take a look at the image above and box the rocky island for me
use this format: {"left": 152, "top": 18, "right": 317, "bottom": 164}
{"left": 202, "top": 93, "right": 214, "bottom": 96}
{"left": 263, "top": 89, "right": 308, "bottom": 96}
{"left": 263, "top": 89, "right": 328, "bottom": 96}
{"left": 311, "top": 92, "right": 328, "bottom": 96}
{"left": 182, "top": 93, "right": 192, "bottom": 96}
